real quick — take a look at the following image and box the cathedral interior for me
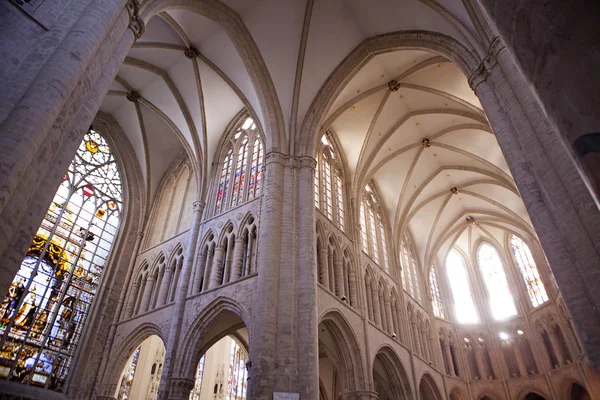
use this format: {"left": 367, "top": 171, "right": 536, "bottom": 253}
{"left": 0, "top": 0, "right": 599, "bottom": 399}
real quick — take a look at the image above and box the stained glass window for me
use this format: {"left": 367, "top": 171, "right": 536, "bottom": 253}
{"left": 401, "top": 238, "right": 421, "bottom": 302}
{"left": 231, "top": 137, "right": 248, "bottom": 208}
{"left": 215, "top": 116, "right": 263, "bottom": 214}
{"left": 379, "top": 220, "right": 388, "bottom": 271}
{"left": 360, "top": 203, "right": 368, "bottom": 252}
{"left": 0, "top": 129, "right": 123, "bottom": 390}
{"left": 368, "top": 207, "right": 379, "bottom": 264}
{"left": 446, "top": 250, "right": 478, "bottom": 324}
{"left": 429, "top": 266, "right": 445, "bottom": 319}
{"left": 511, "top": 235, "right": 548, "bottom": 307}
{"left": 189, "top": 355, "right": 205, "bottom": 400}
{"left": 117, "top": 346, "right": 140, "bottom": 400}
{"left": 226, "top": 339, "right": 248, "bottom": 400}
{"left": 315, "top": 133, "right": 345, "bottom": 231}
{"left": 477, "top": 243, "right": 517, "bottom": 320}
{"left": 335, "top": 174, "right": 344, "bottom": 230}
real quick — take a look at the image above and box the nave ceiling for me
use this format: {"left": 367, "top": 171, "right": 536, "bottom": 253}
{"left": 99, "top": 0, "right": 536, "bottom": 269}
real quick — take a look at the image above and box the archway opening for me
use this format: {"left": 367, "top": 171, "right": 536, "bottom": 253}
{"left": 569, "top": 382, "right": 591, "bottom": 400}
{"left": 189, "top": 334, "right": 248, "bottom": 400}
{"left": 419, "top": 374, "right": 442, "bottom": 400}
{"left": 523, "top": 392, "right": 546, "bottom": 400}
{"left": 318, "top": 319, "right": 355, "bottom": 400}
{"left": 372, "top": 349, "right": 411, "bottom": 400}
{"left": 115, "top": 335, "right": 165, "bottom": 400}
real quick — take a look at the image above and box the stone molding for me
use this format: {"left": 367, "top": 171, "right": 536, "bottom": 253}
{"left": 265, "top": 151, "right": 317, "bottom": 170}
{"left": 468, "top": 36, "right": 505, "bottom": 91}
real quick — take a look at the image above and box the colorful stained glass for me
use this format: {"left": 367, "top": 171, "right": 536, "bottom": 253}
{"left": 117, "top": 346, "right": 140, "bottom": 400}
{"left": 0, "top": 129, "right": 122, "bottom": 391}
{"left": 189, "top": 355, "right": 205, "bottom": 400}
{"left": 446, "top": 250, "right": 478, "bottom": 324}
{"left": 226, "top": 339, "right": 247, "bottom": 400}
{"left": 429, "top": 266, "right": 445, "bottom": 319}
{"left": 215, "top": 148, "right": 233, "bottom": 213}
{"left": 231, "top": 137, "right": 248, "bottom": 208}
{"left": 511, "top": 235, "right": 549, "bottom": 307}
{"left": 477, "top": 243, "right": 517, "bottom": 320}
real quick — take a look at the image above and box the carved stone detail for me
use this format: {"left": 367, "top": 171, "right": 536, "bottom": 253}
{"left": 126, "top": 91, "right": 141, "bottom": 103}
{"left": 127, "top": 0, "right": 145, "bottom": 41}
{"left": 184, "top": 46, "right": 200, "bottom": 59}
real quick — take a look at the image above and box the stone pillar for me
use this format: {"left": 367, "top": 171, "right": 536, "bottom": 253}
{"left": 210, "top": 245, "right": 225, "bottom": 288}
{"left": 379, "top": 293, "right": 387, "bottom": 331}
{"left": 372, "top": 289, "right": 382, "bottom": 326}
{"left": 328, "top": 252, "right": 335, "bottom": 292}
{"left": 349, "top": 268, "right": 358, "bottom": 307}
{"left": 124, "top": 280, "right": 140, "bottom": 319}
{"left": 474, "top": 345, "right": 487, "bottom": 380}
{"left": 158, "top": 201, "right": 204, "bottom": 400}
{"left": 513, "top": 341, "right": 529, "bottom": 377}
{"left": 443, "top": 341, "right": 455, "bottom": 376}
{"left": 139, "top": 276, "right": 155, "bottom": 314}
{"left": 191, "top": 252, "right": 206, "bottom": 294}
{"left": 334, "top": 258, "right": 344, "bottom": 297}
{"left": 0, "top": 0, "right": 137, "bottom": 297}
{"left": 412, "top": 323, "right": 421, "bottom": 356}
{"left": 222, "top": 237, "right": 234, "bottom": 284}
{"left": 202, "top": 247, "right": 213, "bottom": 292}
{"left": 365, "top": 281, "right": 373, "bottom": 320}
{"left": 157, "top": 266, "right": 173, "bottom": 306}
{"left": 319, "top": 248, "right": 329, "bottom": 286}
{"left": 232, "top": 238, "right": 245, "bottom": 279}
{"left": 385, "top": 300, "right": 394, "bottom": 334}
{"left": 470, "top": 36, "right": 600, "bottom": 369}
{"left": 547, "top": 330, "right": 565, "bottom": 367}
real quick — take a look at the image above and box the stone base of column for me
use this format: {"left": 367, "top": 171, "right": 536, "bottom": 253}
{"left": 166, "top": 377, "right": 195, "bottom": 400}
{"left": 340, "top": 390, "right": 379, "bottom": 400}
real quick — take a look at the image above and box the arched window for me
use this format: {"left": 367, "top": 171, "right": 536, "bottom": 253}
{"left": 429, "top": 265, "right": 445, "bottom": 318}
{"left": 401, "top": 235, "right": 421, "bottom": 302}
{"left": 360, "top": 184, "right": 389, "bottom": 271}
{"left": 0, "top": 129, "right": 123, "bottom": 390}
{"left": 446, "top": 250, "right": 478, "bottom": 324}
{"left": 511, "top": 235, "right": 549, "bottom": 307}
{"left": 477, "top": 243, "right": 517, "bottom": 320}
{"left": 214, "top": 116, "right": 263, "bottom": 215}
{"left": 315, "top": 133, "right": 345, "bottom": 231}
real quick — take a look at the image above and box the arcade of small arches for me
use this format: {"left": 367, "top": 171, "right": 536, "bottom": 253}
{"left": 1, "top": 1, "right": 600, "bottom": 400}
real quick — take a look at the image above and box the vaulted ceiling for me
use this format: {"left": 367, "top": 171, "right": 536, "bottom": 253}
{"left": 99, "top": 0, "right": 537, "bottom": 270}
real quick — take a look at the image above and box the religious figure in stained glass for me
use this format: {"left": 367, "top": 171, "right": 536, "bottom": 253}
{"left": 511, "top": 235, "right": 549, "bottom": 307}
{"left": 0, "top": 129, "right": 122, "bottom": 391}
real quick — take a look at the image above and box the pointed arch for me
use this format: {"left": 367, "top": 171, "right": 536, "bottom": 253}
{"left": 476, "top": 241, "right": 517, "bottom": 320}
{"left": 372, "top": 345, "right": 413, "bottom": 399}
{"left": 419, "top": 373, "right": 443, "bottom": 400}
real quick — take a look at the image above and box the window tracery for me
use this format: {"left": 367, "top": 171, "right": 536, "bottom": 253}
{"left": 0, "top": 129, "right": 122, "bottom": 390}
{"left": 315, "top": 133, "right": 346, "bottom": 231}
{"left": 511, "top": 235, "right": 548, "bottom": 307}
{"left": 446, "top": 250, "right": 478, "bottom": 324}
{"left": 429, "top": 265, "right": 444, "bottom": 319}
{"left": 214, "top": 116, "right": 263, "bottom": 215}
{"left": 477, "top": 243, "right": 517, "bottom": 320}
{"left": 400, "top": 235, "right": 421, "bottom": 302}
{"left": 360, "top": 184, "right": 389, "bottom": 271}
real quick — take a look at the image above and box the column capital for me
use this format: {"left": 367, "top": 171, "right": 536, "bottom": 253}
{"left": 126, "top": 0, "right": 145, "bottom": 41}
{"left": 264, "top": 151, "right": 317, "bottom": 170}
{"left": 192, "top": 201, "right": 206, "bottom": 212}
{"left": 468, "top": 36, "right": 505, "bottom": 91}
{"left": 166, "top": 377, "right": 195, "bottom": 400}
{"left": 340, "top": 390, "right": 379, "bottom": 400}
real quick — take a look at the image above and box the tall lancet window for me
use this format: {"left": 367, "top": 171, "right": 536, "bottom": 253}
{"left": 429, "top": 266, "right": 445, "bottom": 319}
{"left": 361, "top": 184, "right": 389, "bottom": 271}
{"left": 400, "top": 235, "right": 421, "bottom": 302}
{"left": 446, "top": 250, "right": 478, "bottom": 324}
{"left": 314, "top": 133, "right": 345, "bottom": 231}
{"left": 511, "top": 235, "right": 549, "bottom": 307}
{"left": 214, "top": 116, "right": 264, "bottom": 215}
{"left": 477, "top": 243, "right": 517, "bottom": 320}
{"left": 0, "top": 129, "right": 123, "bottom": 390}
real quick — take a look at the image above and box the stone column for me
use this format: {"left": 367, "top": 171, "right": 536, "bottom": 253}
{"left": 385, "top": 300, "right": 394, "bottom": 334}
{"left": 372, "top": 289, "right": 382, "bottom": 326}
{"left": 349, "top": 268, "right": 358, "bottom": 307}
{"left": 123, "top": 280, "right": 140, "bottom": 319}
{"left": 245, "top": 231, "right": 255, "bottom": 275}
{"left": 470, "top": 37, "right": 600, "bottom": 369}
{"left": 547, "top": 329, "right": 565, "bottom": 367}
{"left": 412, "top": 323, "right": 421, "bottom": 356}
{"left": 202, "top": 247, "right": 213, "bottom": 292}
{"left": 319, "top": 248, "right": 329, "bottom": 286}
{"left": 232, "top": 238, "right": 245, "bottom": 279}
{"left": 157, "top": 266, "right": 173, "bottom": 307}
{"left": 443, "top": 341, "right": 455, "bottom": 376}
{"left": 328, "top": 252, "right": 335, "bottom": 292}
{"left": 365, "top": 281, "right": 373, "bottom": 320}
{"left": 191, "top": 252, "right": 206, "bottom": 294}
{"left": 139, "top": 276, "right": 155, "bottom": 314}
{"left": 158, "top": 201, "right": 204, "bottom": 400}
{"left": 209, "top": 245, "right": 225, "bottom": 288}
{"left": 340, "top": 390, "right": 379, "bottom": 400}
{"left": 222, "top": 237, "right": 234, "bottom": 284}
{"left": 334, "top": 258, "right": 344, "bottom": 297}
{"left": 513, "top": 341, "right": 529, "bottom": 377}
{"left": 474, "top": 345, "right": 487, "bottom": 380}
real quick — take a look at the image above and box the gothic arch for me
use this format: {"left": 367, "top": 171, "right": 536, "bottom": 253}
{"left": 372, "top": 345, "right": 413, "bottom": 399}
{"left": 449, "top": 387, "right": 468, "bottom": 400}
{"left": 101, "top": 322, "right": 166, "bottom": 394}
{"left": 419, "top": 373, "right": 443, "bottom": 400}
{"left": 318, "top": 310, "right": 367, "bottom": 391}
{"left": 476, "top": 389, "right": 504, "bottom": 400}
{"left": 515, "top": 386, "right": 550, "bottom": 400}
{"left": 176, "top": 296, "right": 250, "bottom": 379}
